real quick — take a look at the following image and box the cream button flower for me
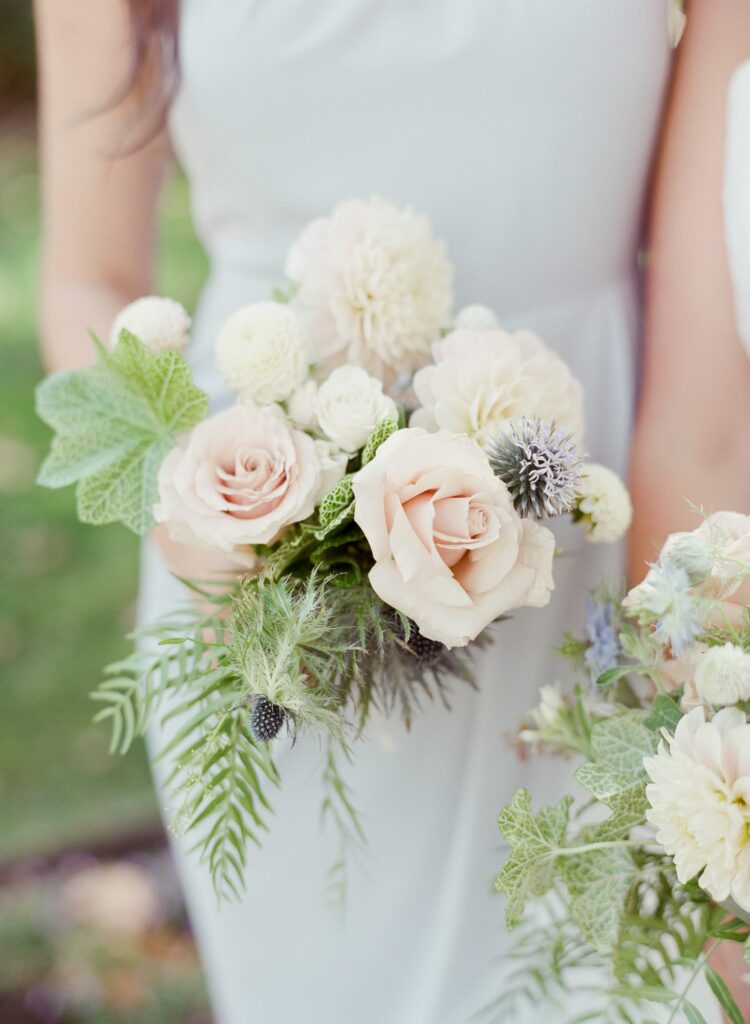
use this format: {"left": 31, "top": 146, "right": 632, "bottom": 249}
{"left": 576, "top": 463, "right": 632, "bottom": 543}
{"left": 110, "top": 296, "right": 191, "bottom": 353}
{"left": 695, "top": 643, "right": 750, "bottom": 706}
{"left": 215, "top": 301, "right": 309, "bottom": 404}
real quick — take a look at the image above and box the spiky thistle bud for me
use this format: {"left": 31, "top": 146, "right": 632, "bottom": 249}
{"left": 392, "top": 614, "right": 447, "bottom": 665}
{"left": 486, "top": 418, "right": 581, "bottom": 519}
{"left": 250, "top": 695, "right": 286, "bottom": 743}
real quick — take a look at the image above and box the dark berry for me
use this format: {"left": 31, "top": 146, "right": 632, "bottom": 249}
{"left": 395, "top": 616, "right": 447, "bottom": 665}
{"left": 250, "top": 696, "right": 286, "bottom": 742}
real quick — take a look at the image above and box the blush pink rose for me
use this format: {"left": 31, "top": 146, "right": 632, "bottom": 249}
{"left": 352, "top": 427, "right": 555, "bottom": 648}
{"left": 156, "top": 404, "right": 321, "bottom": 552}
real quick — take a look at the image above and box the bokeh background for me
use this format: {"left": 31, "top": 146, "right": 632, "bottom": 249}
{"left": 1, "top": 5, "right": 211, "bottom": 1021}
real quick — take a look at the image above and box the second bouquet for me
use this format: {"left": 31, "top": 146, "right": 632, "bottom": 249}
{"left": 36, "top": 196, "right": 630, "bottom": 898}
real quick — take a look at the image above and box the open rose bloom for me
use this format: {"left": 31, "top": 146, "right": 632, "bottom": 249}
{"left": 37, "top": 195, "right": 629, "bottom": 898}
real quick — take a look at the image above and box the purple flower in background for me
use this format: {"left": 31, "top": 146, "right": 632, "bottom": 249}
{"left": 584, "top": 598, "right": 620, "bottom": 682}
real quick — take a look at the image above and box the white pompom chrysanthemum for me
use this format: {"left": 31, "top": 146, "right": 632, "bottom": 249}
{"left": 695, "top": 643, "right": 750, "bottom": 706}
{"left": 285, "top": 196, "right": 454, "bottom": 380}
{"left": 454, "top": 304, "right": 499, "bottom": 332}
{"left": 110, "top": 296, "right": 191, "bottom": 353}
{"left": 215, "top": 302, "right": 309, "bottom": 404}
{"left": 576, "top": 463, "right": 632, "bottom": 543}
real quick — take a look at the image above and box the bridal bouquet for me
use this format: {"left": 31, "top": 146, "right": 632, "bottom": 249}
{"left": 494, "top": 510, "right": 750, "bottom": 1023}
{"left": 36, "top": 196, "right": 629, "bottom": 899}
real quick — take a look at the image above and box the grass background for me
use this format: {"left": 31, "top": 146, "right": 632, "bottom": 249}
{"left": 0, "top": 125, "right": 209, "bottom": 861}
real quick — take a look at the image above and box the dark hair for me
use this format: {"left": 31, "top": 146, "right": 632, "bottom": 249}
{"left": 119, "top": 0, "right": 180, "bottom": 143}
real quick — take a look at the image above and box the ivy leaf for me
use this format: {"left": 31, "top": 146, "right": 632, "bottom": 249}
{"left": 590, "top": 711, "right": 658, "bottom": 778}
{"left": 574, "top": 762, "right": 634, "bottom": 803}
{"left": 644, "top": 693, "right": 683, "bottom": 733}
{"left": 560, "top": 843, "right": 635, "bottom": 953}
{"left": 494, "top": 789, "right": 571, "bottom": 928}
{"left": 36, "top": 331, "right": 207, "bottom": 534}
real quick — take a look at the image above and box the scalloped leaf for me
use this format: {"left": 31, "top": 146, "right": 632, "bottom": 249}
{"left": 36, "top": 331, "right": 208, "bottom": 534}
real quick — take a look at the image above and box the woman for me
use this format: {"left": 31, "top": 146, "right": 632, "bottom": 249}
{"left": 34, "top": 1, "right": 750, "bottom": 1021}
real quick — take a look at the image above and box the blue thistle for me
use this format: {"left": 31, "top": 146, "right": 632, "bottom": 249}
{"left": 486, "top": 418, "right": 581, "bottom": 519}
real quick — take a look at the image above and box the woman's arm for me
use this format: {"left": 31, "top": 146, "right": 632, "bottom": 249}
{"left": 34, "top": 0, "right": 236, "bottom": 583}
{"left": 34, "top": 0, "right": 169, "bottom": 372}
{"left": 629, "top": 0, "right": 750, "bottom": 579}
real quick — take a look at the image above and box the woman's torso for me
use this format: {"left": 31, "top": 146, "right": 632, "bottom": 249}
{"left": 170, "top": 0, "right": 672, "bottom": 431}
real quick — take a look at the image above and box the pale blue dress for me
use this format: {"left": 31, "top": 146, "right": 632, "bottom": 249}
{"left": 138, "top": 3, "right": 720, "bottom": 1021}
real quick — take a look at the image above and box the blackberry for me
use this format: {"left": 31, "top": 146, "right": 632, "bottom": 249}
{"left": 250, "top": 696, "right": 286, "bottom": 742}
{"left": 394, "top": 615, "right": 447, "bottom": 665}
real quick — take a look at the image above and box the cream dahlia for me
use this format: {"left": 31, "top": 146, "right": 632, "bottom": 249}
{"left": 285, "top": 196, "right": 454, "bottom": 379}
{"left": 644, "top": 706, "right": 750, "bottom": 911}
{"left": 410, "top": 327, "right": 584, "bottom": 447}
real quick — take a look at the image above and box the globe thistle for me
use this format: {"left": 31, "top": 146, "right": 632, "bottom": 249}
{"left": 249, "top": 695, "right": 286, "bottom": 743}
{"left": 110, "top": 296, "right": 191, "bottom": 353}
{"left": 486, "top": 418, "right": 581, "bottom": 519}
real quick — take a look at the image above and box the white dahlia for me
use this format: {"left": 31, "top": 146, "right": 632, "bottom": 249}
{"left": 215, "top": 302, "right": 309, "bottom": 404}
{"left": 285, "top": 196, "right": 454, "bottom": 379}
{"left": 645, "top": 706, "right": 750, "bottom": 911}
{"left": 110, "top": 296, "right": 191, "bottom": 353}
{"left": 695, "top": 643, "right": 750, "bottom": 706}
{"left": 576, "top": 463, "right": 632, "bottom": 543}
{"left": 410, "top": 327, "right": 584, "bottom": 447}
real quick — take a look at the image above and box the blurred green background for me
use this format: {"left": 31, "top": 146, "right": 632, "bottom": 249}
{"left": 1, "top": 6, "right": 211, "bottom": 1022}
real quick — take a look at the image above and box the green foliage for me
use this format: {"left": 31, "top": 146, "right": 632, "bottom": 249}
{"left": 645, "top": 694, "right": 684, "bottom": 733}
{"left": 588, "top": 712, "right": 657, "bottom": 777}
{"left": 360, "top": 417, "right": 398, "bottom": 465}
{"left": 495, "top": 790, "right": 572, "bottom": 928}
{"left": 315, "top": 474, "right": 355, "bottom": 537}
{"left": 36, "top": 331, "right": 207, "bottom": 534}
{"left": 226, "top": 573, "right": 356, "bottom": 740}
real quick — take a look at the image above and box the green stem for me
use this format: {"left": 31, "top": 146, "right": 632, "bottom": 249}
{"left": 665, "top": 938, "right": 722, "bottom": 1024}
{"left": 556, "top": 838, "right": 641, "bottom": 858}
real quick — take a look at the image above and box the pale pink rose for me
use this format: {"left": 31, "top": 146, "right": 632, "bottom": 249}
{"left": 352, "top": 428, "right": 555, "bottom": 648}
{"left": 156, "top": 404, "right": 321, "bottom": 552}
{"left": 410, "top": 327, "right": 584, "bottom": 447}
